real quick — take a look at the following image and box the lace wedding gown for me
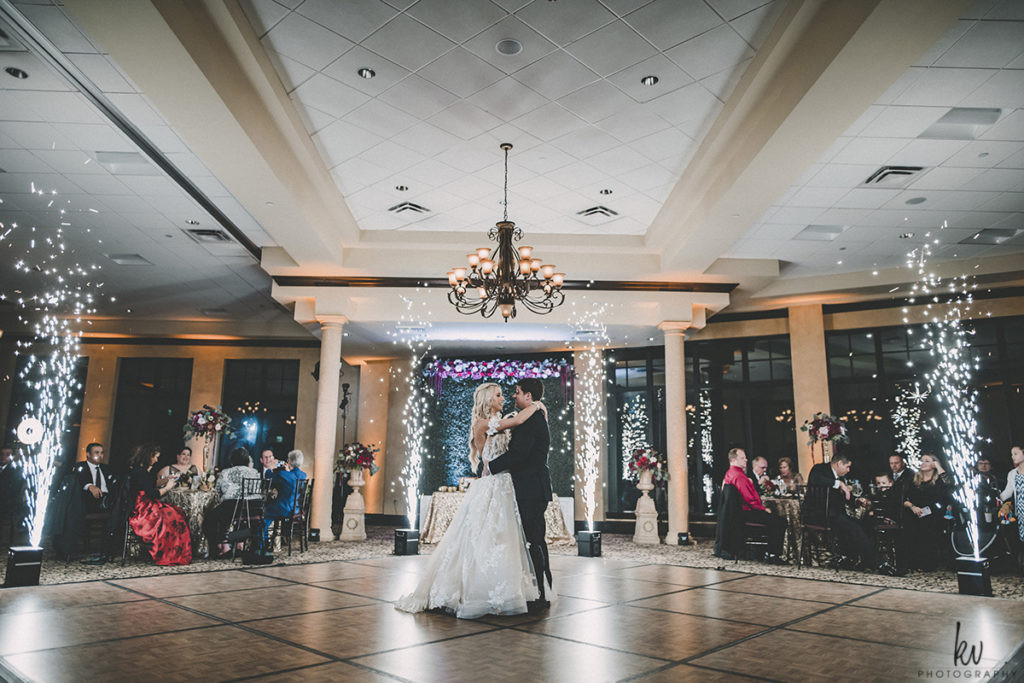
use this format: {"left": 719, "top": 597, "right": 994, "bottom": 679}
{"left": 396, "top": 416, "right": 540, "bottom": 619}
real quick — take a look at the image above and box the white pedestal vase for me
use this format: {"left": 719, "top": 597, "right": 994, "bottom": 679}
{"left": 339, "top": 467, "right": 367, "bottom": 541}
{"left": 633, "top": 469, "right": 661, "bottom": 545}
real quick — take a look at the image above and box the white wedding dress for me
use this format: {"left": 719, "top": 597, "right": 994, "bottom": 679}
{"left": 396, "top": 416, "right": 540, "bottom": 619}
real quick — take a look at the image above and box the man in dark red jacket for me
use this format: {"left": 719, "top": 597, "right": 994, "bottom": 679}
{"left": 722, "top": 447, "right": 787, "bottom": 564}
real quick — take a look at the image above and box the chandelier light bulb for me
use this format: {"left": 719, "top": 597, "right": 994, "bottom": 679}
{"left": 447, "top": 271, "right": 457, "bottom": 286}
{"left": 530, "top": 259, "right": 542, "bottom": 272}
{"left": 518, "top": 245, "right": 533, "bottom": 259}
{"left": 481, "top": 259, "right": 494, "bottom": 274}
{"left": 478, "top": 287, "right": 488, "bottom": 299}
{"left": 519, "top": 259, "right": 531, "bottom": 275}
{"left": 541, "top": 264, "right": 555, "bottom": 279}
{"left": 467, "top": 253, "right": 480, "bottom": 267}
{"left": 453, "top": 267, "right": 467, "bottom": 281}
{"left": 476, "top": 247, "right": 490, "bottom": 260}
{"left": 552, "top": 273, "right": 565, "bottom": 286}
{"left": 500, "top": 303, "right": 513, "bottom": 318}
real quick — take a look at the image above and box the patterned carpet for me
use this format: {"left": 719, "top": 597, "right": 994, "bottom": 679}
{"left": 4, "top": 527, "right": 1022, "bottom": 599}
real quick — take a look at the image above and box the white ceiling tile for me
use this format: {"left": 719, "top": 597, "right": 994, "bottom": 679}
{"left": 829, "top": 137, "right": 909, "bottom": 165}
{"left": 513, "top": 144, "right": 576, "bottom": 174}
{"left": 474, "top": 125, "right": 544, "bottom": 152}
{"left": 646, "top": 82, "right": 720, "bottom": 128}
{"left": 239, "top": 0, "right": 290, "bottom": 37}
{"left": 0, "top": 148, "right": 52, "bottom": 174}
{"left": 943, "top": 140, "right": 1024, "bottom": 168}
{"left": 418, "top": 48, "right": 506, "bottom": 99}
{"left": 446, "top": 174, "right": 499, "bottom": 201}
{"left": 265, "top": 50, "right": 316, "bottom": 93}
{"left": 292, "top": 73, "right": 370, "bottom": 118}
{"left": 980, "top": 109, "right": 1024, "bottom": 141}
{"left": 801, "top": 207, "right": 869, "bottom": 226}
{"left": 750, "top": 223, "right": 804, "bottom": 240}
{"left": 666, "top": 24, "right": 753, "bottom": 81}
{"left": 549, "top": 126, "right": 621, "bottom": 158}
{"left": 805, "top": 164, "right": 877, "bottom": 188}
{"left": 788, "top": 186, "right": 849, "bottom": 207}
{"left": 467, "top": 77, "right": 548, "bottom": 120}
{"left": 624, "top": 0, "right": 722, "bottom": 50}
{"left": 52, "top": 123, "right": 136, "bottom": 152}
{"left": 296, "top": 0, "right": 398, "bottom": 42}
{"left": 934, "top": 20, "right": 1024, "bottom": 68}
{"left": 359, "top": 140, "right": 426, "bottom": 172}
{"left": 462, "top": 16, "right": 559, "bottom": 75}
{"left": 516, "top": 0, "right": 616, "bottom": 46}
{"left": 620, "top": 162, "right": 676, "bottom": 192}
{"left": 31, "top": 149, "right": 104, "bottom": 175}
{"left": 887, "top": 138, "right": 967, "bottom": 167}
{"left": 513, "top": 50, "right": 599, "bottom": 100}
{"left": 0, "top": 121, "right": 73, "bottom": 150}
{"left": 960, "top": 168, "right": 1024, "bottom": 192}
{"left": 630, "top": 128, "right": 695, "bottom": 164}
{"left": 341, "top": 99, "right": 418, "bottom": 138}
{"left": 979, "top": 192, "right": 1024, "bottom": 212}
{"left": 17, "top": 4, "right": 97, "bottom": 52}
{"left": 587, "top": 145, "right": 651, "bottom": 174}
{"left": 512, "top": 102, "right": 588, "bottom": 141}
{"left": 892, "top": 67, "right": 997, "bottom": 107}
{"left": 512, "top": 175, "right": 570, "bottom": 201}
{"left": 407, "top": 0, "right": 507, "bottom": 43}
{"left": 117, "top": 175, "right": 181, "bottom": 196}
{"left": 427, "top": 101, "right": 502, "bottom": 140}
{"left": 106, "top": 94, "right": 167, "bottom": 126}
{"left": 841, "top": 106, "right": 885, "bottom": 137}
{"left": 331, "top": 156, "right": 391, "bottom": 194}
{"left": 565, "top": 20, "right": 656, "bottom": 77}
{"left": 997, "top": 148, "right": 1024, "bottom": 169}
{"left": 26, "top": 92, "right": 105, "bottom": 125}
{"left": 402, "top": 158, "right": 463, "bottom": 188}
{"left": 596, "top": 106, "right": 670, "bottom": 142}
{"left": 313, "top": 119, "right": 383, "bottom": 167}
{"left": 984, "top": 0, "right": 1024, "bottom": 19}
{"left": 378, "top": 75, "right": 459, "bottom": 117}
{"left": 857, "top": 106, "right": 947, "bottom": 138}
{"left": 0, "top": 53, "right": 72, "bottom": 92}
{"left": 322, "top": 46, "right": 410, "bottom": 96}
{"left": 962, "top": 69, "right": 1024, "bottom": 108}
{"left": 832, "top": 188, "right": 901, "bottom": 210}
{"left": 728, "top": 0, "right": 784, "bottom": 51}
{"left": 143, "top": 126, "right": 190, "bottom": 155}
{"left": 699, "top": 58, "right": 751, "bottom": 100}
{"left": 261, "top": 12, "right": 353, "bottom": 70}
{"left": 909, "top": 166, "right": 983, "bottom": 190}
{"left": 436, "top": 142, "right": 503, "bottom": 173}
{"left": 406, "top": 187, "right": 465, "bottom": 213}
{"left": 67, "top": 54, "right": 134, "bottom": 93}
{"left": 362, "top": 14, "right": 456, "bottom": 71}
{"left": 884, "top": 189, "right": 1002, "bottom": 212}
{"left": 601, "top": 0, "right": 657, "bottom": 16}
{"left": 608, "top": 54, "right": 694, "bottom": 103}
{"left": 557, "top": 81, "right": 634, "bottom": 124}
{"left": 388, "top": 121, "right": 461, "bottom": 158}
{"left": 914, "top": 20, "right": 974, "bottom": 67}
{"left": 291, "top": 99, "right": 335, "bottom": 134}
{"left": 544, "top": 160, "right": 610, "bottom": 190}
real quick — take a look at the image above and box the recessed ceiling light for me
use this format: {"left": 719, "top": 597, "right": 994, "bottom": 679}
{"left": 357, "top": 67, "right": 375, "bottom": 79}
{"left": 185, "top": 218, "right": 200, "bottom": 225}
{"left": 905, "top": 197, "right": 926, "bottom": 205}
{"left": 495, "top": 39, "right": 523, "bottom": 56}
{"left": 5, "top": 67, "right": 28, "bottom": 80}
{"left": 899, "top": 232, "right": 914, "bottom": 239}
{"left": 395, "top": 185, "right": 408, "bottom": 191}
{"left": 640, "top": 75, "right": 659, "bottom": 86}
{"left": 599, "top": 189, "right": 612, "bottom": 195}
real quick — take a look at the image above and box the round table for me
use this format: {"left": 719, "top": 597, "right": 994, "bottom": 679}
{"left": 163, "top": 487, "right": 220, "bottom": 559}
{"left": 420, "top": 490, "right": 576, "bottom": 546}
{"left": 763, "top": 496, "right": 802, "bottom": 563}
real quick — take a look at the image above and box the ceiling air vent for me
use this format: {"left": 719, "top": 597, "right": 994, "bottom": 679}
{"left": 958, "top": 228, "right": 1021, "bottom": 245}
{"left": 572, "top": 328, "right": 601, "bottom": 341}
{"left": 793, "top": 224, "right": 846, "bottom": 241}
{"left": 94, "top": 151, "right": 160, "bottom": 176}
{"left": 107, "top": 253, "right": 153, "bottom": 266}
{"left": 388, "top": 201, "right": 429, "bottom": 214}
{"left": 575, "top": 205, "right": 620, "bottom": 227}
{"left": 861, "top": 166, "right": 924, "bottom": 189}
{"left": 184, "top": 228, "right": 232, "bottom": 243}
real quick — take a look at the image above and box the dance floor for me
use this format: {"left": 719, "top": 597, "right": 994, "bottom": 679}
{"left": 1, "top": 555, "right": 1022, "bottom": 682}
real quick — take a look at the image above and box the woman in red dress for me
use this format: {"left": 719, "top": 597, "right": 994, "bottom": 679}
{"left": 127, "top": 443, "right": 192, "bottom": 566}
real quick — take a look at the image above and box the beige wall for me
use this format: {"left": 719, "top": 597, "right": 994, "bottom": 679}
{"left": 357, "top": 359, "right": 391, "bottom": 514}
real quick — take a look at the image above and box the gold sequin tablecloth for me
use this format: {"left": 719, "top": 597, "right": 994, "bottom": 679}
{"left": 163, "top": 488, "right": 220, "bottom": 559}
{"left": 763, "top": 496, "right": 802, "bottom": 563}
{"left": 420, "top": 491, "right": 576, "bottom": 546}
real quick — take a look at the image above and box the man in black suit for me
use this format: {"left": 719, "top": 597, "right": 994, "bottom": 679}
{"left": 806, "top": 453, "right": 904, "bottom": 576}
{"left": 889, "top": 454, "right": 915, "bottom": 506}
{"left": 487, "top": 378, "right": 552, "bottom": 613}
{"left": 74, "top": 442, "right": 114, "bottom": 514}
{"left": 259, "top": 449, "right": 281, "bottom": 480}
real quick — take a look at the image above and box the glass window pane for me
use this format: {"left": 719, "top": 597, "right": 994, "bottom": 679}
{"left": 851, "top": 354, "right": 878, "bottom": 378}
{"left": 772, "top": 357, "right": 792, "bottom": 380}
{"left": 614, "top": 365, "right": 628, "bottom": 388}
{"left": 721, "top": 358, "right": 744, "bottom": 383}
{"left": 747, "top": 360, "right": 770, "bottom": 382}
{"left": 849, "top": 332, "right": 875, "bottom": 354}
{"left": 829, "top": 356, "right": 852, "bottom": 379}
{"left": 747, "top": 342, "right": 770, "bottom": 362}
{"left": 880, "top": 330, "right": 908, "bottom": 353}
{"left": 827, "top": 334, "right": 850, "bottom": 357}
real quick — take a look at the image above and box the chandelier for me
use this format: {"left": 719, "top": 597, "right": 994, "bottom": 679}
{"left": 446, "top": 143, "right": 565, "bottom": 321}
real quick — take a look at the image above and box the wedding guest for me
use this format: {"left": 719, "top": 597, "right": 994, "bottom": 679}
{"left": 74, "top": 443, "right": 114, "bottom": 514}
{"left": 889, "top": 453, "right": 915, "bottom": 504}
{"left": 259, "top": 449, "right": 281, "bottom": 480}
{"left": 901, "top": 453, "right": 952, "bottom": 571}
{"left": 998, "top": 445, "right": 1024, "bottom": 545}
{"left": 750, "top": 456, "right": 770, "bottom": 490}
{"left": 126, "top": 443, "right": 192, "bottom": 566}
{"left": 977, "top": 456, "right": 999, "bottom": 490}
{"left": 207, "top": 447, "right": 260, "bottom": 558}
{"left": 721, "top": 448, "right": 787, "bottom": 564}
{"left": 264, "top": 450, "right": 308, "bottom": 545}
{"left": 777, "top": 457, "right": 804, "bottom": 491}
{"left": 806, "top": 453, "right": 903, "bottom": 575}
{"left": 156, "top": 446, "right": 200, "bottom": 493}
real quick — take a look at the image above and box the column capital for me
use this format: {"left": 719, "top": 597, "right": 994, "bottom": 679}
{"left": 316, "top": 315, "right": 349, "bottom": 328}
{"left": 658, "top": 321, "right": 691, "bottom": 335}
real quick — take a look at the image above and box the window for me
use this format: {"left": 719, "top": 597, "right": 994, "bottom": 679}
{"left": 219, "top": 359, "right": 300, "bottom": 467}
{"left": 109, "top": 358, "right": 193, "bottom": 471}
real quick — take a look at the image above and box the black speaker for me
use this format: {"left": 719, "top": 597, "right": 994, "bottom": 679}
{"left": 4, "top": 546, "right": 43, "bottom": 588}
{"left": 395, "top": 528, "right": 419, "bottom": 555}
{"left": 955, "top": 556, "right": 992, "bottom": 597}
{"left": 308, "top": 528, "right": 320, "bottom": 543}
{"left": 578, "top": 530, "right": 601, "bottom": 557}
{"left": 677, "top": 532, "right": 691, "bottom": 546}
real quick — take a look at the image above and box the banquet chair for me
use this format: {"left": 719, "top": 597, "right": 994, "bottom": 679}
{"left": 798, "top": 485, "right": 840, "bottom": 569}
{"left": 291, "top": 479, "right": 314, "bottom": 554}
{"left": 228, "top": 477, "right": 270, "bottom": 559}
{"left": 269, "top": 478, "right": 311, "bottom": 556}
{"left": 714, "top": 484, "right": 768, "bottom": 562}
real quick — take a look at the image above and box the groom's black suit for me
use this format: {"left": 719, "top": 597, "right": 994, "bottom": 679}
{"left": 487, "top": 409, "right": 552, "bottom": 600}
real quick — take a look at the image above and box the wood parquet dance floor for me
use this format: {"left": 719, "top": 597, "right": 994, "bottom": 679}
{"left": 1, "top": 554, "right": 1022, "bottom": 682}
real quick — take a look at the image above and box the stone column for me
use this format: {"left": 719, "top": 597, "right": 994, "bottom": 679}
{"left": 788, "top": 304, "right": 831, "bottom": 476}
{"left": 659, "top": 322, "right": 690, "bottom": 540}
{"left": 187, "top": 352, "right": 225, "bottom": 471}
{"left": 311, "top": 316, "right": 347, "bottom": 536}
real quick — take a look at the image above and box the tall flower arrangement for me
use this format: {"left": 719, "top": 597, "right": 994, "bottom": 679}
{"left": 337, "top": 442, "right": 380, "bottom": 476}
{"left": 183, "top": 404, "right": 234, "bottom": 440}
{"left": 799, "top": 411, "right": 848, "bottom": 463}
{"left": 626, "top": 447, "right": 669, "bottom": 482}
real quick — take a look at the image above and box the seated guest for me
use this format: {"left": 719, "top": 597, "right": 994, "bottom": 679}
{"left": 750, "top": 455, "right": 771, "bottom": 491}
{"left": 889, "top": 453, "right": 915, "bottom": 506}
{"left": 721, "top": 448, "right": 787, "bottom": 564}
{"left": 777, "top": 457, "right": 804, "bottom": 491}
{"left": 207, "top": 447, "right": 260, "bottom": 557}
{"left": 263, "top": 450, "right": 308, "bottom": 545}
{"left": 866, "top": 472, "right": 900, "bottom": 524}
{"left": 126, "top": 443, "right": 192, "bottom": 566}
{"left": 156, "top": 446, "right": 200, "bottom": 492}
{"left": 0, "top": 444, "right": 28, "bottom": 548}
{"left": 75, "top": 442, "right": 114, "bottom": 513}
{"left": 976, "top": 455, "right": 999, "bottom": 490}
{"left": 806, "top": 453, "right": 903, "bottom": 576}
{"left": 901, "top": 453, "right": 952, "bottom": 571}
{"left": 259, "top": 449, "right": 282, "bottom": 480}
{"left": 998, "top": 446, "right": 1024, "bottom": 545}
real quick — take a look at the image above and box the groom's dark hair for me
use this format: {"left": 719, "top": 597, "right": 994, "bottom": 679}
{"left": 517, "top": 378, "right": 543, "bottom": 402}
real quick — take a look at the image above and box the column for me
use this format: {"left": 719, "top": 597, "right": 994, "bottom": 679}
{"left": 788, "top": 304, "right": 831, "bottom": 475}
{"left": 187, "top": 351, "right": 225, "bottom": 471}
{"left": 659, "top": 322, "right": 690, "bottom": 539}
{"left": 311, "top": 316, "right": 347, "bottom": 535}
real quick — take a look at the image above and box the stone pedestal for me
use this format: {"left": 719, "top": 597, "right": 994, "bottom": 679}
{"left": 633, "top": 469, "right": 660, "bottom": 545}
{"left": 339, "top": 467, "right": 367, "bottom": 541}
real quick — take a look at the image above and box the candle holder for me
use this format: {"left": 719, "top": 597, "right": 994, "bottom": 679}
{"left": 577, "top": 530, "right": 601, "bottom": 557}
{"left": 395, "top": 528, "right": 419, "bottom": 556}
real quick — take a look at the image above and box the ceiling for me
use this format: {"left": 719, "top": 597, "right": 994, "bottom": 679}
{"left": 0, "top": 0, "right": 1023, "bottom": 353}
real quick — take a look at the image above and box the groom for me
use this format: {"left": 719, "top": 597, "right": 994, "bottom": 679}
{"left": 486, "top": 377, "right": 552, "bottom": 612}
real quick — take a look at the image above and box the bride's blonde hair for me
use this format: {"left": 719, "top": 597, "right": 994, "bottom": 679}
{"left": 468, "top": 382, "right": 500, "bottom": 473}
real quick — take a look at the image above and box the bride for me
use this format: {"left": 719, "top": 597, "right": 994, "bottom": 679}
{"left": 396, "top": 382, "right": 545, "bottom": 619}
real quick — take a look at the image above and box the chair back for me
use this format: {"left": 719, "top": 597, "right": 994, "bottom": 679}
{"left": 801, "top": 485, "right": 832, "bottom": 528}
{"left": 715, "top": 484, "right": 745, "bottom": 557}
{"left": 291, "top": 479, "right": 310, "bottom": 518}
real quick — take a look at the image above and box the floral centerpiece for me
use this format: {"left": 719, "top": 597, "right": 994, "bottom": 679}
{"left": 626, "top": 447, "right": 669, "bottom": 482}
{"left": 799, "top": 411, "right": 849, "bottom": 463}
{"left": 337, "top": 442, "right": 380, "bottom": 476}
{"left": 757, "top": 477, "right": 780, "bottom": 497}
{"left": 183, "top": 404, "right": 234, "bottom": 440}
